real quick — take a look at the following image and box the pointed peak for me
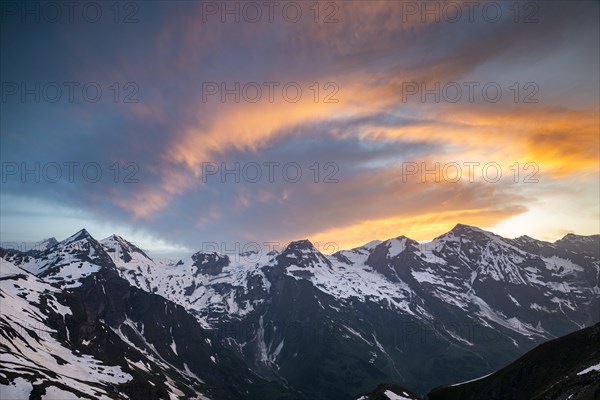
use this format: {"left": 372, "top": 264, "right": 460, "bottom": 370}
{"left": 431, "top": 224, "right": 500, "bottom": 245}
{"left": 384, "top": 236, "right": 411, "bottom": 258}
{"left": 278, "top": 239, "right": 332, "bottom": 270}
{"left": 100, "top": 234, "right": 152, "bottom": 261}
{"left": 451, "top": 223, "right": 481, "bottom": 232}
{"left": 62, "top": 228, "right": 94, "bottom": 245}
{"left": 101, "top": 233, "right": 125, "bottom": 243}
{"left": 444, "top": 224, "right": 491, "bottom": 238}
{"left": 389, "top": 235, "right": 413, "bottom": 242}
{"left": 516, "top": 234, "right": 535, "bottom": 241}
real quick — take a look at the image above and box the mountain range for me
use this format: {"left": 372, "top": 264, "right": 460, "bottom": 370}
{"left": 1, "top": 224, "right": 598, "bottom": 399}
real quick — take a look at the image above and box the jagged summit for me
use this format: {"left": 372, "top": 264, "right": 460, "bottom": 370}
{"left": 61, "top": 228, "right": 94, "bottom": 245}
{"left": 448, "top": 223, "right": 488, "bottom": 235}
{"left": 428, "top": 224, "right": 502, "bottom": 248}
{"left": 279, "top": 239, "right": 333, "bottom": 270}
{"left": 19, "top": 225, "right": 600, "bottom": 265}
{"left": 74, "top": 227, "right": 91, "bottom": 237}
{"left": 100, "top": 233, "right": 152, "bottom": 262}
{"left": 284, "top": 239, "right": 316, "bottom": 252}
{"left": 378, "top": 236, "right": 417, "bottom": 259}
{"left": 514, "top": 234, "right": 536, "bottom": 242}
{"left": 104, "top": 233, "right": 124, "bottom": 241}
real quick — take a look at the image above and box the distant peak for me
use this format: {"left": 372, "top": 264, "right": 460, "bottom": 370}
{"left": 557, "top": 233, "right": 600, "bottom": 243}
{"left": 279, "top": 239, "right": 331, "bottom": 269}
{"left": 430, "top": 224, "right": 500, "bottom": 244}
{"left": 447, "top": 224, "right": 488, "bottom": 236}
{"left": 561, "top": 233, "right": 587, "bottom": 240}
{"left": 35, "top": 237, "right": 58, "bottom": 250}
{"left": 100, "top": 234, "right": 152, "bottom": 261}
{"left": 100, "top": 234, "right": 135, "bottom": 245}
{"left": 391, "top": 235, "right": 411, "bottom": 241}
{"left": 554, "top": 233, "right": 600, "bottom": 257}
{"left": 452, "top": 223, "right": 479, "bottom": 231}
{"left": 361, "top": 239, "right": 383, "bottom": 250}
{"left": 104, "top": 234, "right": 124, "bottom": 242}
{"left": 62, "top": 228, "right": 94, "bottom": 244}
{"left": 284, "top": 239, "right": 315, "bottom": 252}
{"left": 516, "top": 235, "right": 535, "bottom": 241}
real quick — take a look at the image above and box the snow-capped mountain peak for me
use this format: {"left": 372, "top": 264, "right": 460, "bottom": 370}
{"left": 2, "top": 229, "right": 117, "bottom": 288}
{"left": 380, "top": 236, "right": 416, "bottom": 258}
{"left": 440, "top": 223, "right": 498, "bottom": 241}
{"left": 1, "top": 225, "right": 598, "bottom": 399}
{"left": 100, "top": 233, "right": 153, "bottom": 266}
{"left": 61, "top": 228, "right": 93, "bottom": 245}
{"left": 284, "top": 239, "right": 316, "bottom": 252}
{"left": 278, "top": 239, "right": 333, "bottom": 269}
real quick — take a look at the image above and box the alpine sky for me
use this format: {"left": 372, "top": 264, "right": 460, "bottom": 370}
{"left": 1, "top": 0, "right": 598, "bottom": 255}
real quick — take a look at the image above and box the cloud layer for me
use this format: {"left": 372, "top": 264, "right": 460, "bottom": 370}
{"left": 1, "top": 0, "right": 598, "bottom": 252}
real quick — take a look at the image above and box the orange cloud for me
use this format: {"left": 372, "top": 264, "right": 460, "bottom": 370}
{"left": 114, "top": 1, "right": 598, "bottom": 227}
{"left": 366, "top": 105, "right": 599, "bottom": 179}
{"left": 309, "top": 206, "right": 526, "bottom": 252}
